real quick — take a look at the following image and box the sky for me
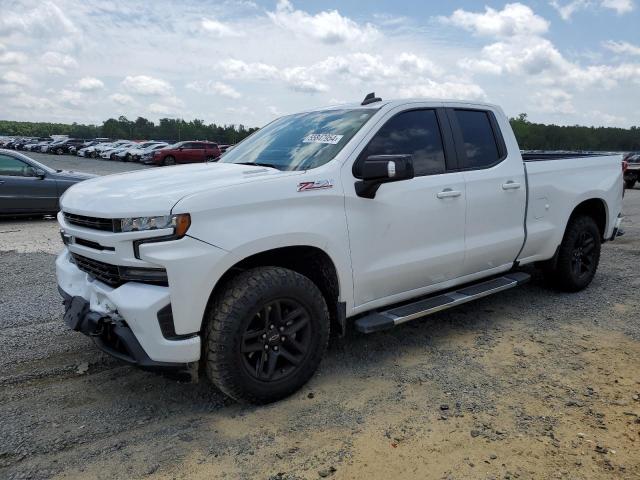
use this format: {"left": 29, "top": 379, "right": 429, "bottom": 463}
{"left": 0, "top": 0, "right": 639, "bottom": 128}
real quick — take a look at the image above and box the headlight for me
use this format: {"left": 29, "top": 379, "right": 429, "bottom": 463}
{"left": 119, "top": 213, "right": 191, "bottom": 237}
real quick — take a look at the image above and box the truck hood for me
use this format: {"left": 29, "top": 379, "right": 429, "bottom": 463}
{"left": 60, "top": 162, "right": 297, "bottom": 217}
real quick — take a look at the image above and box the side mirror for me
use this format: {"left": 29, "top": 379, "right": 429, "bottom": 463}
{"left": 355, "top": 154, "right": 414, "bottom": 198}
{"left": 28, "top": 167, "right": 46, "bottom": 178}
{"left": 178, "top": 147, "right": 184, "bottom": 151}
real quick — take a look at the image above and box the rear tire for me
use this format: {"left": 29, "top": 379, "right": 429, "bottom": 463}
{"left": 543, "top": 215, "right": 601, "bottom": 292}
{"left": 625, "top": 179, "right": 636, "bottom": 189}
{"left": 204, "top": 267, "right": 330, "bottom": 404}
{"left": 163, "top": 156, "right": 175, "bottom": 166}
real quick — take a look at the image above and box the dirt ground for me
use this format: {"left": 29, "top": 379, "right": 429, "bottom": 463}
{"left": 1, "top": 155, "right": 639, "bottom": 480}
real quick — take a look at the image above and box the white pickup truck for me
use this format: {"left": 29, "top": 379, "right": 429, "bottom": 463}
{"left": 56, "top": 95, "right": 624, "bottom": 403}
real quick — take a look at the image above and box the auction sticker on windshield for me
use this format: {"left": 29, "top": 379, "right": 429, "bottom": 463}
{"left": 302, "top": 133, "right": 344, "bottom": 144}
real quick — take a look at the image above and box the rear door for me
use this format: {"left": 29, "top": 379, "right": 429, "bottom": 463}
{"left": 0, "top": 153, "right": 58, "bottom": 213}
{"left": 344, "top": 106, "right": 467, "bottom": 308}
{"left": 446, "top": 107, "right": 526, "bottom": 275}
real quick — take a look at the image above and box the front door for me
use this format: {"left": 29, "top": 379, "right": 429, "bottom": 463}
{"left": 0, "top": 153, "right": 58, "bottom": 213}
{"left": 344, "top": 107, "right": 467, "bottom": 308}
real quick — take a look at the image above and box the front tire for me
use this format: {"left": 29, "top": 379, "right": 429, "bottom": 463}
{"left": 204, "top": 267, "right": 330, "bottom": 404}
{"left": 625, "top": 179, "right": 636, "bottom": 189}
{"left": 56, "top": 148, "right": 63, "bottom": 155}
{"left": 544, "top": 215, "right": 601, "bottom": 292}
{"left": 163, "top": 156, "right": 176, "bottom": 166}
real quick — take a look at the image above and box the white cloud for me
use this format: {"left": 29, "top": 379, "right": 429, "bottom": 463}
{"left": 148, "top": 103, "right": 172, "bottom": 115}
{"left": 7, "top": 93, "right": 55, "bottom": 110}
{"left": 77, "top": 77, "right": 104, "bottom": 91}
{"left": 109, "top": 93, "right": 135, "bottom": 106}
{"left": 396, "top": 81, "right": 487, "bottom": 101}
{"left": 148, "top": 95, "right": 184, "bottom": 115}
{"left": 449, "top": 4, "right": 640, "bottom": 93}
{"left": 441, "top": 3, "right": 549, "bottom": 37}
{"left": 1, "top": 70, "right": 33, "bottom": 87}
{"left": 41, "top": 51, "right": 78, "bottom": 75}
{"left": 0, "top": 1, "right": 78, "bottom": 38}
{"left": 601, "top": 0, "right": 635, "bottom": 14}
{"left": 219, "top": 58, "right": 280, "bottom": 80}
{"left": 551, "top": 0, "right": 635, "bottom": 19}
{"left": 58, "top": 89, "right": 84, "bottom": 108}
{"left": 122, "top": 75, "right": 173, "bottom": 96}
{"left": 281, "top": 67, "right": 329, "bottom": 93}
{"left": 585, "top": 109, "right": 627, "bottom": 126}
{"left": 531, "top": 89, "right": 575, "bottom": 114}
{"left": 186, "top": 80, "right": 242, "bottom": 98}
{"left": 603, "top": 40, "right": 640, "bottom": 56}
{"left": 549, "top": 0, "right": 589, "bottom": 20}
{"left": 267, "top": 0, "right": 378, "bottom": 44}
{"left": 200, "top": 18, "right": 244, "bottom": 37}
{"left": 0, "top": 44, "right": 27, "bottom": 64}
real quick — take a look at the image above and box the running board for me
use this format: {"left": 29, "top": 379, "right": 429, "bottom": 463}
{"left": 355, "top": 272, "right": 531, "bottom": 334}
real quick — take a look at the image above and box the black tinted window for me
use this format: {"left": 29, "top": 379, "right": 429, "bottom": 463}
{"left": 454, "top": 110, "right": 500, "bottom": 169}
{"left": 361, "top": 110, "right": 445, "bottom": 176}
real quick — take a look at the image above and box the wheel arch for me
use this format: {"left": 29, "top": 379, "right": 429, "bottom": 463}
{"left": 567, "top": 197, "right": 608, "bottom": 240}
{"left": 203, "top": 245, "right": 345, "bottom": 337}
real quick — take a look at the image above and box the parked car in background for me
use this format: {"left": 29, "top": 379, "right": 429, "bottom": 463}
{"left": 41, "top": 138, "right": 68, "bottom": 153}
{"left": 150, "top": 141, "right": 221, "bottom": 166}
{"left": 624, "top": 153, "right": 640, "bottom": 188}
{"left": 114, "top": 141, "right": 166, "bottom": 162}
{"left": 23, "top": 138, "right": 52, "bottom": 151}
{"left": 89, "top": 140, "right": 131, "bottom": 158}
{"left": 52, "top": 138, "right": 86, "bottom": 155}
{"left": 0, "top": 149, "right": 95, "bottom": 216}
{"left": 101, "top": 141, "right": 137, "bottom": 160}
{"left": 138, "top": 143, "right": 170, "bottom": 163}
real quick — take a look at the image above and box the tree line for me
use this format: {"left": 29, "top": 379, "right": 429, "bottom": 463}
{"left": 0, "top": 116, "right": 258, "bottom": 145}
{"left": 1, "top": 113, "right": 639, "bottom": 151}
{"left": 510, "top": 114, "right": 640, "bottom": 151}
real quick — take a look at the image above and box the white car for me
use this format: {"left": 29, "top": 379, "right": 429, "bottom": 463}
{"left": 114, "top": 141, "right": 166, "bottom": 162}
{"left": 99, "top": 141, "right": 136, "bottom": 159}
{"left": 56, "top": 96, "right": 623, "bottom": 404}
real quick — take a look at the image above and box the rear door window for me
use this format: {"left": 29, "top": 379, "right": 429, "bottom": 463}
{"left": 452, "top": 110, "right": 501, "bottom": 169}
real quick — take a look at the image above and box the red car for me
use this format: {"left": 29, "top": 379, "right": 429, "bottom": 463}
{"left": 152, "top": 141, "right": 221, "bottom": 166}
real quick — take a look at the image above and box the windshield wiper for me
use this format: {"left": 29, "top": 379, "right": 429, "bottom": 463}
{"left": 236, "top": 161, "right": 282, "bottom": 170}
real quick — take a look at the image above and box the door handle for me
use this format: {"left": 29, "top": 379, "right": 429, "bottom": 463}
{"left": 502, "top": 181, "right": 521, "bottom": 190}
{"left": 436, "top": 188, "right": 462, "bottom": 199}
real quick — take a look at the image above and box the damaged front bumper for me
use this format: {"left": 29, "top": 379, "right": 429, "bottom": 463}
{"left": 56, "top": 250, "right": 201, "bottom": 368}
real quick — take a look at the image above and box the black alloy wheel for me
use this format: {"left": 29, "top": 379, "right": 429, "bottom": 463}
{"left": 240, "top": 298, "right": 312, "bottom": 382}
{"left": 570, "top": 230, "right": 597, "bottom": 281}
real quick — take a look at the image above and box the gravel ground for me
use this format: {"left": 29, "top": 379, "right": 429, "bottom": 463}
{"left": 1, "top": 158, "right": 639, "bottom": 479}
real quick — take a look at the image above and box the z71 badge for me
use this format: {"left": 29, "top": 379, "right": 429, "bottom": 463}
{"left": 297, "top": 179, "right": 334, "bottom": 192}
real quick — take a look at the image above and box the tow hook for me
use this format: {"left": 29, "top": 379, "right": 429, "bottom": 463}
{"left": 86, "top": 312, "right": 106, "bottom": 337}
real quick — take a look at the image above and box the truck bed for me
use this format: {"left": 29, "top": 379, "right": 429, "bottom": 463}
{"left": 522, "top": 152, "right": 617, "bottom": 161}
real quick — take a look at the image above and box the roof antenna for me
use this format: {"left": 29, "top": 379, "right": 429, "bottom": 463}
{"left": 361, "top": 92, "right": 382, "bottom": 106}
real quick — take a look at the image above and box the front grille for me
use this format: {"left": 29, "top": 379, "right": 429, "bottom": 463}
{"left": 64, "top": 212, "right": 117, "bottom": 232}
{"left": 72, "top": 253, "right": 122, "bottom": 287}
{"left": 71, "top": 253, "right": 168, "bottom": 288}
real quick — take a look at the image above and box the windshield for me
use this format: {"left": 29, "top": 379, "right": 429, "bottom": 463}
{"left": 220, "top": 108, "right": 377, "bottom": 171}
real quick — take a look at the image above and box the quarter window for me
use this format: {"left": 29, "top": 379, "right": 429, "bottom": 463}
{"left": 454, "top": 110, "right": 501, "bottom": 169}
{"left": 360, "top": 109, "right": 446, "bottom": 177}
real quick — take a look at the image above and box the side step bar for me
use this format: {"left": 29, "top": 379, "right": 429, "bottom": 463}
{"left": 355, "top": 272, "right": 531, "bottom": 334}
